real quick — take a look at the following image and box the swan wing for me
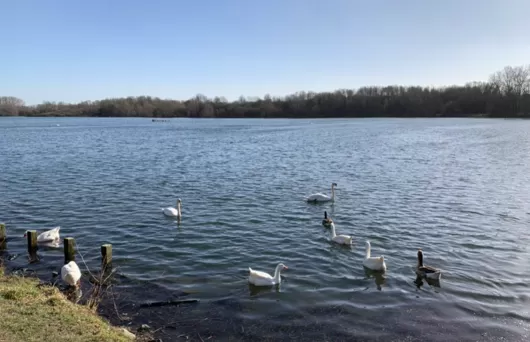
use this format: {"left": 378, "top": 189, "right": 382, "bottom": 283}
{"left": 363, "top": 256, "right": 386, "bottom": 271}
{"left": 163, "top": 207, "right": 179, "bottom": 217}
{"left": 248, "top": 268, "right": 273, "bottom": 280}
{"left": 306, "top": 193, "right": 331, "bottom": 201}
{"left": 333, "top": 235, "right": 352, "bottom": 245}
{"left": 37, "top": 226, "right": 60, "bottom": 242}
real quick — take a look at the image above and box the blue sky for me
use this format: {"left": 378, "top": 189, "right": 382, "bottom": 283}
{"left": 1, "top": 0, "right": 529, "bottom": 105}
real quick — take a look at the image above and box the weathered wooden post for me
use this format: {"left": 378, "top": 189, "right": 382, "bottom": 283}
{"left": 63, "top": 237, "right": 76, "bottom": 264}
{"left": 0, "top": 223, "right": 6, "bottom": 250}
{"left": 27, "top": 230, "right": 38, "bottom": 262}
{"left": 101, "top": 244, "right": 112, "bottom": 273}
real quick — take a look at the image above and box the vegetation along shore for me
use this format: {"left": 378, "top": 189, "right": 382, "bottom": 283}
{"left": 1, "top": 65, "right": 529, "bottom": 119}
{"left": 0, "top": 264, "right": 139, "bottom": 342}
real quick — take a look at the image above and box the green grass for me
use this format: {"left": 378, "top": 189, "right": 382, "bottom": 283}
{"left": 0, "top": 267, "right": 133, "bottom": 342}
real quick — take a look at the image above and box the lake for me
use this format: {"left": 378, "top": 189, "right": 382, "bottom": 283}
{"left": 1, "top": 117, "right": 529, "bottom": 341}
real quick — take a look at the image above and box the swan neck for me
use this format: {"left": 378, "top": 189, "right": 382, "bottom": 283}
{"left": 273, "top": 265, "right": 282, "bottom": 282}
{"left": 330, "top": 223, "right": 337, "bottom": 238}
{"left": 331, "top": 186, "right": 335, "bottom": 200}
{"left": 177, "top": 202, "right": 181, "bottom": 214}
{"left": 366, "top": 243, "right": 371, "bottom": 258}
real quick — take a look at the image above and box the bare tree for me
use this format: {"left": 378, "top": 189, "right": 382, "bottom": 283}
{"left": 489, "top": 65, "right": 530, "bottom": 114}
{"left": 0, "top": 96, "right": 25, "bottom": 116}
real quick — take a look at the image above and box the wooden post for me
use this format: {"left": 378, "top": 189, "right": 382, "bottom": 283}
{"left": 27, "top": 230, "right": 37, "bottom": 253}
{"left": 101, "top": 244, "right": 112, "bottom": 272}
{"left": 0, "top": 223, "right": 6, "bottom": 250}
{"left": 64, "top": 237, "right": 75, "bottom": 264}
{"left": 27, "top": 230, "right": 38, "bottom": 262}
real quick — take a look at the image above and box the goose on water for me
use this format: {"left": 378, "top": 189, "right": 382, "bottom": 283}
{"left": 415, "top": 249, "right": 441, "bottom": 280}
{"left": 248, "top": 263, "right": 288, "bottom": 286}
{"left": 322, "top": 211, "right": 333, "bottom": 227}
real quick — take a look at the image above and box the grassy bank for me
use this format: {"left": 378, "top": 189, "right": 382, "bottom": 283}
{"left": 0, "top": 267, "right": 133, "bottom": 342}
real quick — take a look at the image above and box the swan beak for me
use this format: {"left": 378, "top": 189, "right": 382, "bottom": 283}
{"left": 283, "top": 266, "right": 289, "bottom": 270}
{"left": 23, "top": 233, "right": 27, "bottom": 238}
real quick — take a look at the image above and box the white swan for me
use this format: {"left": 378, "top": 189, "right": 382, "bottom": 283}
{"left": 306, "top": 183, "right": 337, "bottom": 202}
{"left": 330, "top": 222, "right": 353, "bottom": 245}
{"left": 163, "top": 199, "right": 182, "bottom": 218}
{"left": 61, "top": 260, "right": 82, "bottom": 288}
{"left": 248, "top": 263, "right": 288, "bottom": 286}
{"left": 415, "top": 249, "right": 441, "bottom": 280}
{"left": 24, "top": 226, "right": 60, "bottom": 245}
{"left": 363, "top": 240, "right": 386, "bottom": 271}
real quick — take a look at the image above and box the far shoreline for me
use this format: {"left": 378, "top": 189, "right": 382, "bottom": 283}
{"left": 1, "top": 114, "right": 526, "bottom": 120}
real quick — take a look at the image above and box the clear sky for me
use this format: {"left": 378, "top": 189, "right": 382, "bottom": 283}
{"left": 1, "top": 0, "right": 529, "bottom": 105}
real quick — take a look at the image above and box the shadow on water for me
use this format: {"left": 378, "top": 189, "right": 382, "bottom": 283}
{"left": 414, "top": 275, "right": 442, "bottom": 289}
{"left": 248, "top": 283, "right": 281, "bottom": 297}
{"left": 363, "top": 266, "right": 387, "bottom": 291}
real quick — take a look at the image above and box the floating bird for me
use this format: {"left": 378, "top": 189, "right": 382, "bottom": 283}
{"left": 322, "top": 211, "right": 333, "bottom": 227}
{"left": 248, "top": 263, "right": 288, "bottom": 286}
{"left": 329, "top": 222, "right": 353, "bottom": 245}
{"left": 306, "top": 183, "right": 337, "bottom": 202}
{"left": 415, "top": 249, "right": 441, "bottom": 280}
{"left": 24, "top": 226, "right": 60, "bottom": 245}
{"left": 163, "top": 198, "right": 182, "bottom": 218}
{"left": 363, "top": 240, "right": 386, "bottom": 272}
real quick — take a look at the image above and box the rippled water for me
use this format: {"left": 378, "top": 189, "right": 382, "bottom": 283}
{"left": 1, "top": 117, "right": 530, "bottom": 341}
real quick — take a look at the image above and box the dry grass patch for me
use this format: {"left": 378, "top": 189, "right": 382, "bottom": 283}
{"left": 0, "top": 268, "right": 132, "bottom": 342}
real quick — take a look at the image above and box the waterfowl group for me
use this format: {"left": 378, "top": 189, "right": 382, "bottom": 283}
{"left": 160, "top": 184, "right": 441, "bottom": 288}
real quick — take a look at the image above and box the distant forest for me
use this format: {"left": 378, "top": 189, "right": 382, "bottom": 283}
{"left": 1, "top": 65, "right": 529, "bottom": 118}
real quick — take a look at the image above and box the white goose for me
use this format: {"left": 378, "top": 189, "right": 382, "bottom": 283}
{"left": 306, "top": 183, "right": 337, "bottom": 202}
{"left": 330, "top": 222, "right": 353, "bottom": 245}
{"left": 363, "top": 240, "right": 386, "bottom": 271}
{"left": 248, "top": 263, "right": 288, "bottom": 286}
{"left": 24, "top": 226, "right": 61, "bottom": 245}
{"left": 61, "top": 260, "right": 82, "bottom": 288}
{"left": 163, "top": 199, "right": 182, "bottom": 218}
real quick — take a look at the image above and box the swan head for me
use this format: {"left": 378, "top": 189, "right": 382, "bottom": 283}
{"left": 177, "top": 198, "right": 182, "bottom": 203}
{"left": 332, "top": 182, "right": 337, "bottom": 187}
{"left": 277, "top": 263, "right": 288, "bottom": 271}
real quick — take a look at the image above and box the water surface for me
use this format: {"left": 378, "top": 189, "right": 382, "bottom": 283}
{"left": 1, "top": 117, "right": 529, "bottom": 341}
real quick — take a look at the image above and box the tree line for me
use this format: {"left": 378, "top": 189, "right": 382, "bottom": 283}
{"left": 1, "top": 65, "right": 529, "bottom": 118}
